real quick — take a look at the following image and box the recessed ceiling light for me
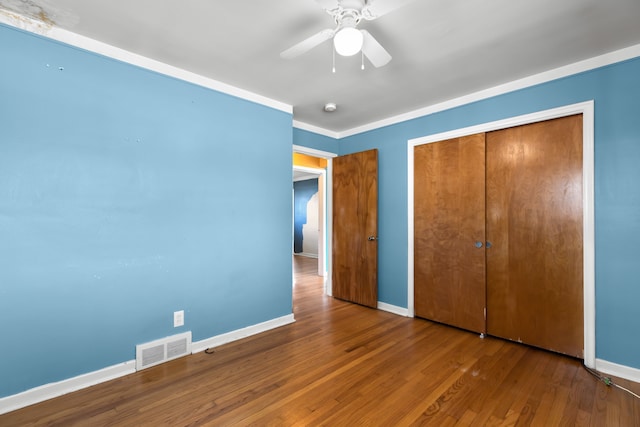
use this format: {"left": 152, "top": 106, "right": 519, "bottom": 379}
{"left": 324, "top": 102, "right": 337, "bottom": 112}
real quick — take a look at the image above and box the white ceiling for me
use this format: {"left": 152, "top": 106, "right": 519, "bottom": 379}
{"left": 2, "top": 0, "right": 640, "bottom": 134}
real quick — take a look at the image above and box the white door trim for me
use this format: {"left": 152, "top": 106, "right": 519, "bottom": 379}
{"left": 407, "top": 101, "right": 595, "bottom": 367}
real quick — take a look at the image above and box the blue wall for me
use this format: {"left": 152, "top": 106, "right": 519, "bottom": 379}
{"left": 0, "top": 24, "right": 293, "bottom": 397}
{"left": 295, "top": 57, "right": 640, "bottom": 371}
{"left": 293, "top": 127, "right": 339, "bottom": 154}
{"left": 293, "top": 179, "right": 319, "bottom": 253}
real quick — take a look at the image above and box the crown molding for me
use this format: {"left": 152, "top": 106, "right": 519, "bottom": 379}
{"left": 337, "top": 43, "right": 640, "bottom": 138}
{"left": 0, "top": 10, "right": 292, "bottom": 115}
{"left": 4, "top": 7, "right": 639, "bottom": 141}
{"left": 293, "top": 120, "right": 339, "bottom": 139}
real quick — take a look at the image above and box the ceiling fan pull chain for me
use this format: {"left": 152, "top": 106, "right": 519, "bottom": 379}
{"left": 361, "top": 50, "right": 365, "bottom": 70}
{"left": 332, "top": 44, "right": 336, "bottom": 73}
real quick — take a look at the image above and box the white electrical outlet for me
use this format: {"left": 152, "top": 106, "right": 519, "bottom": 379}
{"left": 173, "top": 310, "right": 184, "bottom": 327}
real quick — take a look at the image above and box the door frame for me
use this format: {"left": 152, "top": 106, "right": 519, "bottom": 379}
{"left": 407, "top": 101, "right": 595, "bottom": 367}
{"left": 293, "top": 166, "right": 326, "bottom": 275}
{"left": 293, "top": 144, "right": 338, "bottom": 296}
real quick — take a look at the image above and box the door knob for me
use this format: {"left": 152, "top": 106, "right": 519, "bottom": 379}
{"left": 368, "top": 236, "right": 378, "bottom": 241}
{"left": 475, "top": 241, "right": 483, "bottom": 248}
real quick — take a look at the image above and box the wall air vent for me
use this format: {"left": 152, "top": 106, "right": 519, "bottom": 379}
{"left": 136, "top": 331, "right": 192, "bottom": 371}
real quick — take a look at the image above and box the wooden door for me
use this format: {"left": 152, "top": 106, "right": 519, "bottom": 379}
{"left": 486, "top": 115, "right": 583, "bottom": 357}
{"left": 414, "top": 134, "right": 487, "bottom": 333}
{"left": 332, "top": 149, "right": 378, "bottom": 308}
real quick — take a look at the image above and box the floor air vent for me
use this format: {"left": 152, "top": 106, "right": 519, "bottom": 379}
{"left": 136, "top": 331, "right": 192, "bottom": 371}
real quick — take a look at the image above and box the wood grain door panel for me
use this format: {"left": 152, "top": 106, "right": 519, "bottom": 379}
{"left": 414, "top": 134, "right": 487, "bottom": 333}
{"left": 332, "top": 149, "right": 378, "bottom": 308}
{"left": 486, "top": 115, "right": 584, "bottom": 357}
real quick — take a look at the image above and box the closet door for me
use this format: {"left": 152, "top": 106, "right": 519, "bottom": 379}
{"left": 414, "top": 134, "right": 486, "bottom": 333}
{"left": 486, "top": 115, "right": 583, "bottom": 357}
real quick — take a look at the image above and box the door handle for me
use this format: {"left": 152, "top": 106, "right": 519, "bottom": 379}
{"left": 474, "top": 241, "right": 492, "bottom": 248}
{"left": 368, "top": 236, "right": 378, "bottom": 241}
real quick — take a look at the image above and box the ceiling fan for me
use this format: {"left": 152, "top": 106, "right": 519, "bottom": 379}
{"left": 280, "top": 0, "right": 415, "bottom": 68}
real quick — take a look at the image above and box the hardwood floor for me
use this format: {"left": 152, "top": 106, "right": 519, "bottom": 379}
{"left": 2, "top": 255, "right": 639, "bottom": 426}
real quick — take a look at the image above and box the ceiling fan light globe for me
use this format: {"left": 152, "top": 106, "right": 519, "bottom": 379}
{"left": 334, "top": 27, "right": 363, "bottom": 56}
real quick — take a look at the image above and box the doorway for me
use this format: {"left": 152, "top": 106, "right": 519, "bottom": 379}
{"left": 292, "top": 145, "right": 337, "bottom": 295}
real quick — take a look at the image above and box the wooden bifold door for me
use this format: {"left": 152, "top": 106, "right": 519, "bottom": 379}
{"left": 414, "top": 115, "right": 584, "bottom": 358}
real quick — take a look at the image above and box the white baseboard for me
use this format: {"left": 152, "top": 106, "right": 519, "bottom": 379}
{"left": 377, "top": 301, "right": 410, "bottom": 317}
{"left": 595, "top": 358, "right": 640, "bottom": 383}
{"left": 0, "top": 360, "right": 136, "bottom": 415}
{"left": 191, "top": 314, "right": 296, "bottom": 354}
{"left": 294, "top": 252, "right": 318, "bottom": 259}
{"left": 6, "top": 316, "right": 631, "bottom": 417}
{"left": 0, "top": 314, "right": 295, "bottom": 415}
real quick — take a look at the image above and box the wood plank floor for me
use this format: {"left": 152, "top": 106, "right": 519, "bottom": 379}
{"left": 2, "top": 255, "right": 639, "bottom": 426}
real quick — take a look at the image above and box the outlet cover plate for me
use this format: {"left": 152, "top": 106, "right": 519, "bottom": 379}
{"left": 174, "top": 310, "right": 184, "bottom": 327}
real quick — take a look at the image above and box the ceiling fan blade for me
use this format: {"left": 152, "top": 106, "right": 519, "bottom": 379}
{"left": 280, "top": 29, "right": 335, "bottom": 59}
{"left": 361, "top": 30, "right": 391, "bottom": 67}
{"left": 363, "top": 0, "right": 417, "bottom": 19}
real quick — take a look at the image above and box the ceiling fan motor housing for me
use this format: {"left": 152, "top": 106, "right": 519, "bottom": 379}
{"left": 333, "top": 8, "right": 362, "bottom": 28}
